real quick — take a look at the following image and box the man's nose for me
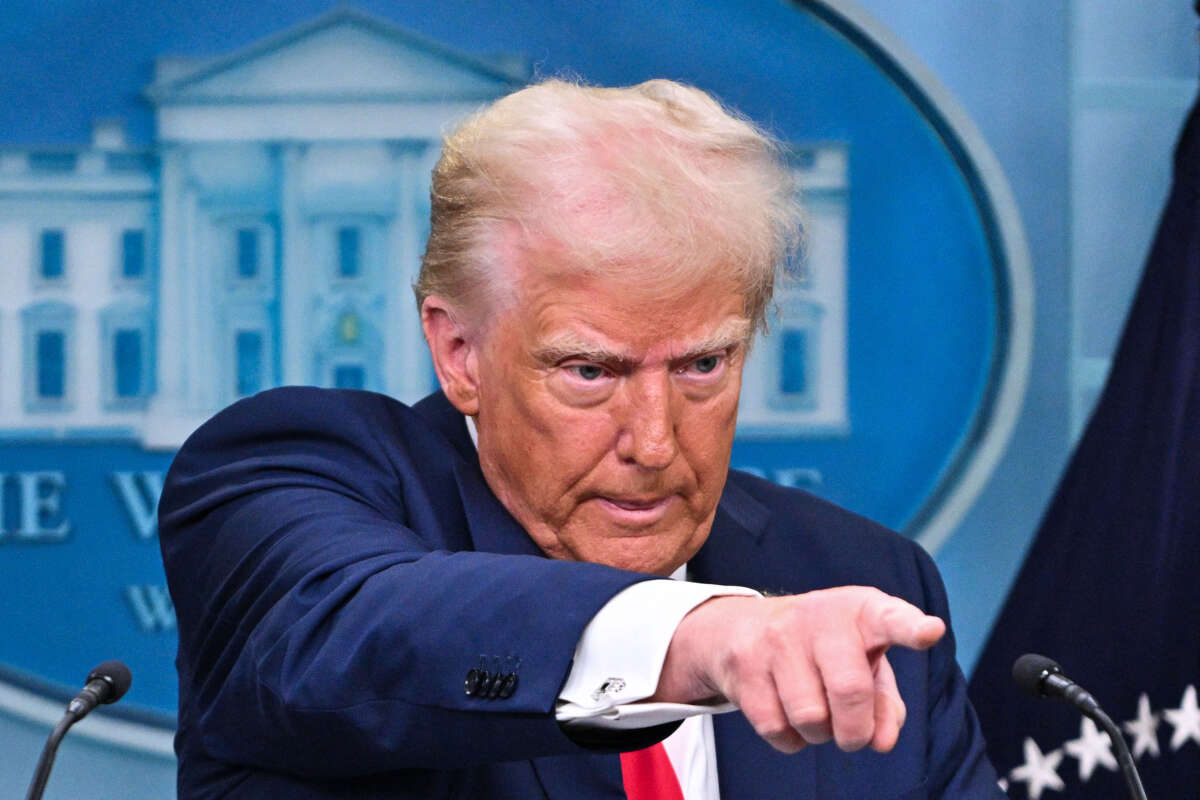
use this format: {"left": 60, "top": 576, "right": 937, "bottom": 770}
{"left": 615, "top": 374, "right": 679, "bottom": 470}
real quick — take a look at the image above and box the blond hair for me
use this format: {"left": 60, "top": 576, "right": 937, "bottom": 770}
{"left": 415, "top": 78, "right": 801, "bottom": 333}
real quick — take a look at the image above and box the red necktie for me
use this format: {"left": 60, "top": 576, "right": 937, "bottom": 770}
{"left": 620, "top": 742, "right": 686, "bottom": 800}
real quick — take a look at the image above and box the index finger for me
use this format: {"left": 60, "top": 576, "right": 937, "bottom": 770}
{"left": 856, "top": 590, "right": 945, "bottom": 653}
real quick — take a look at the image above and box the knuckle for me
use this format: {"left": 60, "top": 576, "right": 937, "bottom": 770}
{"left": 724, "top": 639, "right": 757, "bottom": 676}
{"left": 786, "top": 703, "right": 830, "bottom": 730}
{"left": 741, "top": 701, "right": 791, "bottom": 742}
{"left": 826, "top": 675, "right": 874, "bottom": 707}
{"left": 758, "top": 618, "right": 786, "bottom": 650}
{"left": 754, "top": 718, "right": 794, "bottom": 742}
{"left": 873, "top": 602, "right": 902, "bottom": 628}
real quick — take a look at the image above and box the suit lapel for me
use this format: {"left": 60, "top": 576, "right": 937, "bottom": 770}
{"left": 688, "top": 476, "right": 770, "bottom": 586}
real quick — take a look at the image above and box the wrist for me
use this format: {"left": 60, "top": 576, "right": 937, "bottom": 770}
{"left": 651, "top": 594, "right": 759, "bottom": 704}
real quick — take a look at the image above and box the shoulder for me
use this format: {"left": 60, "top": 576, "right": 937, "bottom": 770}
{"left": 180, "top": 386, "right": 416, "bottom": 447}
{"left": 722, "top": 469, "right": 945, "bottom": 613}
{"left": 161, "top": 387, "right": 464, "bottom": 525}
{"left": 173, "top": 386, "right": 463, "bottom": 465}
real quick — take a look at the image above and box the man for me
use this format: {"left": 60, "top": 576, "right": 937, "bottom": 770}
{"left": 159, "top": 79, "right": 1004, "bottom": 798}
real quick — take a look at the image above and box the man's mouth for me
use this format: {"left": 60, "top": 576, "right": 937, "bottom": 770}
{"left": 595, "top": 495, "right": 674, "bottom": 524}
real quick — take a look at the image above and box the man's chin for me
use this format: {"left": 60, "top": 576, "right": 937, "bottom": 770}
{"left": 563, "top": 519, "right": 710, "bottom": 575}
{"left": 588, "top": 550, "right": 684, "bottom": 576}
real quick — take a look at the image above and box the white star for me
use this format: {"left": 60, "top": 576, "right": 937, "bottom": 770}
{"left": 1123, "top": 693, "right": 1161, "bottom": 759}
{"left": 997, "top": 777, "right": 1009, "bottom": 792}
{"left": 1164, "top": 685, "right": 1200, "bottom": 751}
{"left": 1009, "top": 737, "right": 1065, "bottom": 799}
{"left": 1063, "top": 716, "right": 1118, "bottom": 781}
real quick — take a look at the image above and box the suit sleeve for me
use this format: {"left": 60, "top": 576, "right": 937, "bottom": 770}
{"left": 159, "top": 388, "right": 653, "bottom": 777}
{"left": 912, "top": 545, "right": 1007, "bottom": 798}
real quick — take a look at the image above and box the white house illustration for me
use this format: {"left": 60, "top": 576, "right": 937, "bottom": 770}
{"left": 0, "top": 7, "right": 847, "bottom": 448}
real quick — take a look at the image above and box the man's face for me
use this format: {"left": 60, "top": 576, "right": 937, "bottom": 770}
{"left": 470, "top": 259, "right": 749, "bottom": 576}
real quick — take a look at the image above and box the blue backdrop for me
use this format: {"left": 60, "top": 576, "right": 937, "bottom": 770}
{"left": 0, "top": 1, "right": 1190, "bottom": 796}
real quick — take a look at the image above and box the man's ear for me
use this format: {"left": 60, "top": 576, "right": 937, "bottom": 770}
{"left": 421, "top": 296, "right": 481, "bottom": 416}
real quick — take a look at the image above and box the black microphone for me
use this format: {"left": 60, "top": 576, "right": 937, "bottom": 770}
{"left": 25, "top": 661, "right": 133, "bottom": 800}
{"left": 1012, "top": 653, "right": 1101, "bottom": 714}
{"left": 1011, "top": 653, "right": 1148, "bottom": 800}
{"left": 67, "top": 660, "right": 133, "bottom": 717}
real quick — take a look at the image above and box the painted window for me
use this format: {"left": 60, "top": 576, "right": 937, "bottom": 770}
{"left": 22, "top": 301, "right": 74, "bottom": 411}
{"left": 779, "top": 329, "right": 810, "bottom": 396}
{"left": 236, "top": 228, "right": 259, "bottom": 279}
{"left": 100, "top": 303, "right": 153, "bottom": 410}
{"left": 334, "top": 364, "right": 366, "bottom": 390}
{"left": 337, "top": 226, "right": 361, "bottom": 278}
{"left": 236, "top": 330, "right": 264, "bottom": 397}
{"left": 40, "top": 229, "right": 65, "bottom": 279}
{"left": 36, "top": 331, "right": 65, "bottom": 398}
{"left": 121, "top": 229, "right": 146, "bottom": 279}
{"left": 767, "top": 321, "right": 819, "bottom": 412}
{"left": 114, "top": 329, "right": 143, "bottom": 398}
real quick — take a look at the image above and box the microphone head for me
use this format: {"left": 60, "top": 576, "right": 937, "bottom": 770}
{"left": 86, "top": 660, "right": 132, "bottom": 704}
{"left": 1012, "top": 653, "right": 1061, "bottom": 697}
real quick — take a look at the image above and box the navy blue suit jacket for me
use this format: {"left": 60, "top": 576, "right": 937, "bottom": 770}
{"left": 159, "top": 387, "right": 1003, "bottom": 799}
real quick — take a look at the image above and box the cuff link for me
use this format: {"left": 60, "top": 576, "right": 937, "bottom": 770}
{"left": 591, "top": 677, "right": 626, "bottom": 702}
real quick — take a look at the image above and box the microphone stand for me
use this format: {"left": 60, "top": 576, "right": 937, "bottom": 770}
{"left": 25, "top": 710, "right": 81, "bottom": 800}
{"left": 1081, "top": 705, "right": 1148, "bottom": 800}
{"left": 25, "top": 661, "right": 132, "bottom": 800}
{"left": 1013, "top": 654, "right": 1149, "bottom": 800}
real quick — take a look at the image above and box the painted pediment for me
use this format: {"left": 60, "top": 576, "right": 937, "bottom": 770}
{"left": 146, "top": 8, "right": 524, "bottom": 104}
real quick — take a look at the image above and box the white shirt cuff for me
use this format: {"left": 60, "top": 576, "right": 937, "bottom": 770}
{"left": 555, "top": 570, "right": 759, "bottom": 728}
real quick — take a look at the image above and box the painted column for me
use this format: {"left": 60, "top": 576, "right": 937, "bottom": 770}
{"left": 143, "top": 144, "right": 185, "bottom": 446}
{"left": 277, "top": 142, "right": 309, "bottom": 387}
{"left": 180, "top": 175, "right": 215, "bottom": 413}
{"left": 385, "top": 139, "right": 432, "bottom": 404}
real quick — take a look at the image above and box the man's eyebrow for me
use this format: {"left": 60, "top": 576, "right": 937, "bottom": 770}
{"left": 672, "top": 318, "right": 753, "bottom": 361}
{"left": 532, "top": 333, "right": 631, "bottom": 366}
{"left": 532, "top": 318, "right": 751, "bottom": 366}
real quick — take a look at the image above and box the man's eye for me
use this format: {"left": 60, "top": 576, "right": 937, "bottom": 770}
{"left": 692, "top": 355, "right": 721, "bottom": 374}
{"left": 569, "top": 364, "right": 607, "bottom": 381}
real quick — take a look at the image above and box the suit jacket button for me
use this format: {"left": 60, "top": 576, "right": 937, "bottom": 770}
{"left": 476, "top": 669, "right": 493, "bottom": 697}
{"left": 464, "top": 668, "right": 481, "bottom": 697}
{"left": 487, "top": 671, "right": 507, "bottom": 699}
{"left": 498, "top": 672, "right": 518, "bottom": 699}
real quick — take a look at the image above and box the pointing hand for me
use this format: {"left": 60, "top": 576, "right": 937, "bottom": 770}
{"left": 652, "top": 587, "right": 946, "bottom": 753}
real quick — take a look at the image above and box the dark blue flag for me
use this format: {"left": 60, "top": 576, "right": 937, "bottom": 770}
{"left": 967, "top": 84, "right": 1200, "bottom": 797}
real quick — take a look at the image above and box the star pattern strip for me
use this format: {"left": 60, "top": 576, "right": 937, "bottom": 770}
{"left": 1008, "top": 682, "right": 1200, "bottom": 794}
